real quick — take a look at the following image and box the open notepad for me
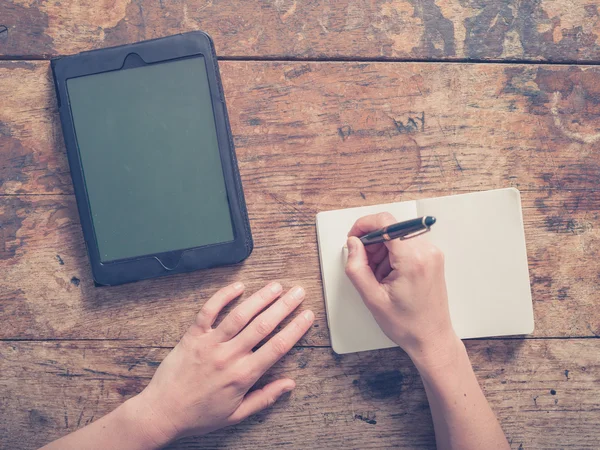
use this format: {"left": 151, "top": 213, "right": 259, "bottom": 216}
{"left": 316, "top": 188, "right": 534, "bottom": 354}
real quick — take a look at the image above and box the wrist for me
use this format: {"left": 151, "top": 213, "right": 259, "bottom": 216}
{"left": 116, "top": 394, "right": 177, "bottom": 450}
{"left": 407, "top": 330, "right": 465, "bottom": 376}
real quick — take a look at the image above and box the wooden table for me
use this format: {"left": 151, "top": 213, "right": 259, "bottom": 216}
{"left": 1, "top": 1, "right": 600, "bottom": 448}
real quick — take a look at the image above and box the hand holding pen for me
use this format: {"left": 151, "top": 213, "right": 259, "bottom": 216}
{"left": 344, "top": 211, "right": 510, "bottom": 450}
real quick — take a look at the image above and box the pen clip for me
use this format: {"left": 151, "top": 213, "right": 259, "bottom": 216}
{"left": 399, "top": 226, "right": 431, "bottom": 240}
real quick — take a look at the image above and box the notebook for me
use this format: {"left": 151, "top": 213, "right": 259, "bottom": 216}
{"left": 316, "top": 188, "right": 534, "bottom": 354}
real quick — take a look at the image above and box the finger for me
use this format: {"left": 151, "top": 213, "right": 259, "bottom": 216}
{"left": 368, "top": 259, "right": 378, "bottom": 273}
{"left": 194, "top": 282, "right": 245, "bottom": 332}
{"left": 230, "top": 286, "right": 306, "bottom": 352}
{"left": 347, "top": 212, "right": 397, "bottom": 237}
{"left": 370, "top": 244, "right": 389, "bottom": 265}
{"left": 348, "top": 212, "right": 411, "bottom": 257}
{"left": 367, "top": 243, "right": 388, "bottom": 273}
{"left": 374, "top": 256, "right": 392, "bottom": 282}
{"left": 227, "top": 378, "right": 295, "bottom": 425}
{"left": 385, "top": 234, "right": 430, "bottom": 270}
{"left": 250, "top": 310, "right": 314, "bottom": 374}
{"left": 365, "top": 242, "right": 385, "bottom": 255}
{"left": 214, "top": 282, "right": 283, "bottom": 341}
{"left": 345, "top": 236, "right": 382, "bottom": 299}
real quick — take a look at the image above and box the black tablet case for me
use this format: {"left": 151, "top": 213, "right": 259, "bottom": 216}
{"left": 51, "top": 32, "right": 253, "bottom": 286}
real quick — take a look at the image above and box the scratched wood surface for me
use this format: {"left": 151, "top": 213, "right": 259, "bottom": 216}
{"left": 1, "top": 1, "right": 600, "bottom": 62}
{"left": 2, "top": 2, "right": 600, "bottom": 448}
{"left": 4, "top": 61, "right": 600, "bottom": 197}
{"left": 1, "top": 339, "right": 599, "bottom": 449}
{"left": 1, "top": 189, "right": 600, "bottom": 344}
{"left": 2, "top": 61, "right": 600, "bottom": 345}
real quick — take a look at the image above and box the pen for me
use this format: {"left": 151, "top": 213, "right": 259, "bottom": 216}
{"left": 358, "top": 216, "right": 436, "bottom": 246}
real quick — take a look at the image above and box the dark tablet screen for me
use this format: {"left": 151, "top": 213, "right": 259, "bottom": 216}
{"left": 67, "top": 56, "right": 234, "bottom": 262}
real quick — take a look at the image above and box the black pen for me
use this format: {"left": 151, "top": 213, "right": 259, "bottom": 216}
{"left": 359, "top": 216, "right": 436, "bottom": 245}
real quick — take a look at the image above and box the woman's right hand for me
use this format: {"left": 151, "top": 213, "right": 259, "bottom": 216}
{"left": 345, "top": 212, "right": 461, "bottom": 369}
{"left": 346, "top": 212, "right": 511, "bottom": 450}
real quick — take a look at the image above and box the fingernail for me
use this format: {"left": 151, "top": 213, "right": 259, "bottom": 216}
{"left": 303, "top": 310, "right": 314, "bottom": 321}
{"left": 290, "top": 286, "right": 304, "bottom": 300}
{"left": 283, "top": 385, "right": 295, "bottom": 393}
{"left": 233, "top": 282, "right": 244, "bottom": 290}
{"left": 270, "top": 282, "right": 282, "bottom": 294}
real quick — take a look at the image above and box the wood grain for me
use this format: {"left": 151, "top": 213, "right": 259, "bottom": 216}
{"left": 3, "top": 61, "right": 600, "bottom": 196}
{"left": 3, "top": 2, "right": 600, "bottom": 448}
{"left": 1, "top": 1, "right": 600, "bottom": 62}
{"left": 2, "top": 60, "right": 600, "bottom": 342}
{"left": 1, "top": 339, "right": 598, "bottom": 449}
{"left": 1, "top": 188, "right": 599, "bottom": 343}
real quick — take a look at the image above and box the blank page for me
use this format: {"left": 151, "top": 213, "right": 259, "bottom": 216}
{"left": 316, "top": 188, "right": 534, "bottom": 354}
{"left": 418, "top": 188, "right": 534, "bottom": 338}
{"left": 316, "top": 201, "right": 417, "bottom": 354}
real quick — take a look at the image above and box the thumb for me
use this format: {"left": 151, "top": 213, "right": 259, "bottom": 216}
{"left": 227, "top": 379, "right": 295, "bottom": 424}
{"left": 345, "top": 237, "right": 380, "bottom": 299}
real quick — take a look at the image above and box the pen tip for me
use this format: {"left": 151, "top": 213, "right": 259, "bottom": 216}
{"left": 425, "top": 216, "right": 436, "bottom": 226}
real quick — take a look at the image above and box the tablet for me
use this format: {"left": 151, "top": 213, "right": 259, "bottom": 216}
{"left": 51, "top": 32, "right": 252, "bottom": 286}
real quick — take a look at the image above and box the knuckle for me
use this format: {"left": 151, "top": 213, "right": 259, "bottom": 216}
{"left": 429, "top": 246, "right": 444, "bottom": 264}
{"left": 212, "top": 354, "right": 229, "bottom": 371}
{"left": 235, "top": 368, "right": 254, "bottom": 387}
{"left": 280, "top": 294, "right": 295, "bottom": 309}
{"left": 230, "top": 309, "right": 247, "bottom": 328}
{"left": 406, "top": 246, "right": 444, "bottom": 274}
{"left": 407, "top": 251, "right": 427, "bottom": 273}
{"left": 264, "top": 394, "right": 277, "bottom": 409}
{"left": 292, "top": 318, "right": 305, "bottom": 332}
{"left": 197, "top": 306, "right": 214, "bottom": 323}
{"left": 259, "top": 285, "right": 278, "bottom": 301}
{"left": 345, "top": 262, "right": 359, "bottom": 277}
{"left": 377, "top": 212, "right": 395, "bottom": 225}
{"left": 344, "top": 264, "right": 353, "bottom": 276}
{"left": 270, "top": 335, "right": 289, "bottom": 357}
{"left": 255, "top": 318, "right": 272, "bottom": 336}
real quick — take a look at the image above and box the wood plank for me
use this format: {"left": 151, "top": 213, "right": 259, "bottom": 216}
{"left": 0, "top": 62, "right": 71, "bottom": 195}
{"left": 1, "top": 1, "right": 600, "bottom": 62}
{"left": 2, "top": 61, "right": 600, "bottom": 196}
{"left": 1, "top": 189, "right": 599, "bottom": 343}
{"left": 1, "top": 339, "right": 598, "bottom": 449}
